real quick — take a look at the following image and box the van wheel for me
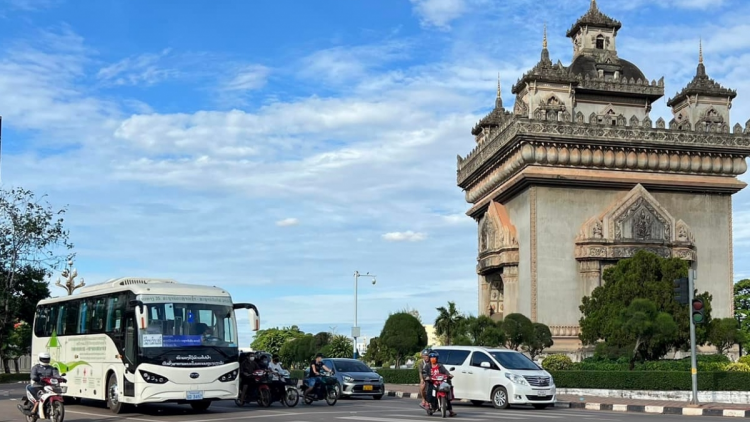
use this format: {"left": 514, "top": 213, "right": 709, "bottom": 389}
{"left": 491, "top": 386, "right": 509, "bottom": 409}
{"left": 471, "top": 400, "right": 484, "bottom": 406}
{"left": 107, "top": 373, "right": 129, "bottom": 414}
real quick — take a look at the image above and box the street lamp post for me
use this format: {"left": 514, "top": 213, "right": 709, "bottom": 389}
{"left": 55, "top": 259, "right": 85, "bottom": 295}
{"left": 738, "top": 313, "right": 747, "bottom": 357}
{"left": 353, "top": 271, "right": 376, "bottom": 359}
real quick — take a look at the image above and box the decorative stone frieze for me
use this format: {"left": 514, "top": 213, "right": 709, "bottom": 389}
{"left": 464, "top": 140, "right": 748, "bottom": 203}
{"left": 477, "top": 201, "right": 519, "bottom": 274}
{"left": 457, "top": 118, "right": 750, "bottom": 189}
{"left": 549, "top": 325, "right": 581, "bottom": 338}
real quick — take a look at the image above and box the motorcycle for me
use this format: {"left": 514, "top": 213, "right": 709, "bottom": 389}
{"left": 300, "top": 371, "right": 338, "bottom": 406}
{"left": 235, "top": 369, "right": 299, "bottom": 407}
{"left": 17, "top": 376, "right": 67, "bottom": 422}
{"left": 424, "top": 374, "right": 453, "bottom": 418}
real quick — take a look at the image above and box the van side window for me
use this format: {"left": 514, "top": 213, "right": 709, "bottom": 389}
{"left": 470, "top": 352, "right": 497, "bottom": 369}
{"left": 441, "top": 350, "right": 470, "bottom": 366}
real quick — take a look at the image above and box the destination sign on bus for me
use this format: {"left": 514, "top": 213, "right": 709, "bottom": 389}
{"left": 138, "top": 295, "right": 232, "bottom": 305}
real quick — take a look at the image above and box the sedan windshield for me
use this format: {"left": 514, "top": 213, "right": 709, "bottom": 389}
{"left": 490, "top": 351, "right": 540, "bottom": 370}
{"left": 334, "top": 361, "right": 372, "bottom": 372}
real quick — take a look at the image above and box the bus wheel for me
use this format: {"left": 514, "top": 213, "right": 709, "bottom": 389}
{"left": 190, "top": 400, "right": 211, "bottom": 412}
{"left": 107, "top": 373, "right": 127, "bottom": 414}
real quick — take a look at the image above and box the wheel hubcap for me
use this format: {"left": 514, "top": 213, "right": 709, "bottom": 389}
{"left": 494, "top": 390, "right": 506, "bottom": 406}
{"left": 110, "top": 383, "right": 119, "bottom": 405}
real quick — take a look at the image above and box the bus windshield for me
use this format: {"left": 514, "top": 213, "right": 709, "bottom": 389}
{"left": 137, "top": 295, "right": 238, "bottom": 367}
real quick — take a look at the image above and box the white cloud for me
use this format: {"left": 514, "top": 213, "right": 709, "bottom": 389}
{"left": 276, "top": 218, "right": 299, "bottom": 227}
{"left": 221, "top": 64, "right": 270, "bottom": 92}
{"left": 97, "top": 49, "right": 178, "bottom": 86}
{"left": 410, "top": 0, "right": 468, "bottom": 30}
{"left": 298, "top": 41, "right": 409, "bottom": 83}
{"left": 442, "top": 213, "right": 473, "bottom": 225}
{"left": 382, "top": 231, "right": 427, "bottom": 242}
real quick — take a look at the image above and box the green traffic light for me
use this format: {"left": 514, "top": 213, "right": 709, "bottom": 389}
{"left": 693, "top": 313, "right": 704, "bottom": 323}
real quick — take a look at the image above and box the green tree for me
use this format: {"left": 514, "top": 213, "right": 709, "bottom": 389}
{"left": 434, "top": 301, "right": 465, "bottom": 346}
{"left": 502, "top": 313, "right": 533, "bottom": 350}
{"left": 250, "top": 326, "right": 306, "bottom": 356}
{"left": 380, "top": 312, "right": 427, "bottom": 368}
{"left": 579, "top": 250, "right": 711, "bottom": 356}
{"left": 363, "top": 337, "right": 392, "bottom": 367}
{"left": 708, "top": 318, "right": 746, "bottom": 355}
{"left": 614, "top": 298, "right": 678, "bottom": 369}
{"left": 522, "top": 323, "right": 554, "bottom": 360}
{"left": 322, "top": 334, "right": 353, "bottom": 358}
{"left": 734, "top": 279, "right": 750, "bottom": 353}
{"left": 2, "top": 321, "right": 32, "bottom": 373}
{"left": 0, "top": 188, "right": 72, "bottom": 368}
{"left": 279, "top": 335, "right": 316, "bottom": 369}
{"left": 462, "top": 315, "right": 506, "bottom": 347}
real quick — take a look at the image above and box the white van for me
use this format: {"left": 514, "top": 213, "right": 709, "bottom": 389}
{"left": 429, "top": 346, "right": 555, "bottom": 409}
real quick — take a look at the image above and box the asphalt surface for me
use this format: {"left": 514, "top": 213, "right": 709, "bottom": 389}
{"left": 0, "top": 383, "right": 735, "bottom": 422}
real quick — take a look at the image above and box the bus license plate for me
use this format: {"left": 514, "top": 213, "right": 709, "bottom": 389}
{"left": 363, "top": 385, "right": 373, "bottom": 391}
{"left": 187, "top": 391, "right": 204, "bottom": 400}
{"left": 536, "top": 390, "right": 549, "bottom": 397}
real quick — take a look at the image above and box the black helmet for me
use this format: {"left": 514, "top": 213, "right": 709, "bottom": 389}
{"left": 428, "top": 351, "right": 439, "bottom": 360}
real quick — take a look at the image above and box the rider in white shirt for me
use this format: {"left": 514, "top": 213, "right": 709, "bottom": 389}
{"left": 269, "top": 355, "right": 284, "bottom": 374}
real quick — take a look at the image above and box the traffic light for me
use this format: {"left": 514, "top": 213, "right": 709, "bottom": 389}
{"left": 674, "top": 278, "right": 689, "bottom": 305}
{"left": 692, "top": 298, "right": 705, "bottom": 324}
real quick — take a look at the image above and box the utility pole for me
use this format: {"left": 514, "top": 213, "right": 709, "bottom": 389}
{"left": 688, "top": 266, "right": 699, "bottom": 405}
{"left": 353, "top": 271, "right": 376, "bottom": 359}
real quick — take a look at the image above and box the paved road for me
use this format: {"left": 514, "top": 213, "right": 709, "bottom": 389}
{"left": 0, "top": 384, "right": 734, "bottom": 422}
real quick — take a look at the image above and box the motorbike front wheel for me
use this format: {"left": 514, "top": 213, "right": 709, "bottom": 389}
{"left": 284, "top": 388, "right": 299, "bottom": 407}
{"left": 440, "top": 396, "right": 447, "bottom": 418}
{"left": 325, "top": 387, "right": 338, "bottom": 406}
{"left": 258, "top": 388, "right": 272, "bottom": 408}
{"left": 50, "top": 401, "right": 65, "bottom": 422}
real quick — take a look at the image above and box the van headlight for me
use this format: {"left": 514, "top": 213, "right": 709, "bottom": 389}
{"left": 343, "top": 376, "right": 354, "bottom": 383}
{"left": 504, "top": 373, "right": 529, "bottom": 386}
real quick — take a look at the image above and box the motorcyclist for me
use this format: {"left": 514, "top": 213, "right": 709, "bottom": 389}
{"left": 18, "top": 352, "right": 60, "bottom": 416}
{"left": 257, "top": 354, "right": 270, "bottom": 371}
{"left": 422, "top": 351, "right": 457, "bottom": 417}
{"left": 239, "top": 352, "right": 259, "bottom": 400}
{"left": 418, "top": 348, "right": 431, "bottom": 409}
{"left": 304, "top": 353, "right": 332, "bottom": 398}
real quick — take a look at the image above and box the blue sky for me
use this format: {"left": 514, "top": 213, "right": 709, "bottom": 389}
{"left": 1, "top": 0, "right": 749, "bottom": 347}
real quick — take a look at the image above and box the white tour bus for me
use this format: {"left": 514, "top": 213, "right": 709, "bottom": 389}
{"left": 31, "top": 277, "right": 259, "bottom": 413}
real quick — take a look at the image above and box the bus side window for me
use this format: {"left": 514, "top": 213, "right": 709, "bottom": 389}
{"left": 78, "top": 300, "right": 89, "bottom": 334}
{"left": 34, "top": 306, "right": 49, "bottom": 337}
{"left": 65, "top": 301, "right": 80, "bottom": 335}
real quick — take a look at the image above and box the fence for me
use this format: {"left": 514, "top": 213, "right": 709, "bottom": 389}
{"left": 2, "top": 355, "right": 31, "bottom": 373}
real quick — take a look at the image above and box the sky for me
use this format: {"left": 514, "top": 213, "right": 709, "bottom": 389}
{"left": 1, "top": 0, "right": 749, "bottom": 348}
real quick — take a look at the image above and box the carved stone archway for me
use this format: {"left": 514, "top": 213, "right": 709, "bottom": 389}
{"left": 575, "top": 184, "right": 696, "bottom": 296}
{"left": 477, "top": 201, "right": 519, "bottom": 320}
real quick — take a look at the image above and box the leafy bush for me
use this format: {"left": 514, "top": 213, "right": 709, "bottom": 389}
{"left": 550, "top": 371, "right": 750, "bottom": 391}
{"left": 739, "top": 356, "right": 750, "bottom": 366}
{"left": 725, "top": 363, "right": 750, "bottom": 372}
{"left": 375, "top": 368, "right": 420, "bottom": 384}
{"left": 542, "top": 354, "right": 573, "bottom": 371}
{"left": 0, "top": 373, "right": 29, "bottom": 384}
{"left": 569, "top": 354, "right": 730, "bottom": 372}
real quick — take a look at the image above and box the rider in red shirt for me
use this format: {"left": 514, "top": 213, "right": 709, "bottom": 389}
{"left": 421, "top": 351, "right": 457, "bottom": 417}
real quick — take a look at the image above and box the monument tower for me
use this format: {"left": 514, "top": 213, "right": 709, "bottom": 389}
{"left": 456, "top": 0, "right": 750, "bottom": 351}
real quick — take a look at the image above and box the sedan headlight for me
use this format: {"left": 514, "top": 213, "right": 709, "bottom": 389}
{"left": 504, "top": 373, "right": 529, "bottom": 386}
{"left": 343, "top": 375, "right": 354, "bottom": 383}
{"left": 379, "top": 376, "right": 384, "bottom": 383}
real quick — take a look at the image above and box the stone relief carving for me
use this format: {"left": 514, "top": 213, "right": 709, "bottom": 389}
{"left": 630, "top": 115, "right": 640, "bottom": 127}
{"left": 656, "top": 117, "right": 666, "bottom": 129}
{"left": 477, "top": 201, "right": 520, "bottom": 275}
{"left": 576, "top": 111, "right": 585, "bottom": 124}
{"left": 514, "top": 95, "right": 529, "bottom": 117}
{"left": 575, "top": 184, "right": 696, "bottom": 262}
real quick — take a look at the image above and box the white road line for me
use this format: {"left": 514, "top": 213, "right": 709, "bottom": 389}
{"left": 66, "top": 410, "right": 163, "bottom": 422}
{"left": 483, "top": 411, "right": 560, "bottom": 419}
{"left": 190, "top": 411, "right": 299, "bottom": 422}
{"left": 386, "top": 414, "right": 485, "bottom": 421}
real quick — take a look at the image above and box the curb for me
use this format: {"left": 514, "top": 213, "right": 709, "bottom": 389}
{"left": 385, "top": 390, "right": 750, "bottom": 417}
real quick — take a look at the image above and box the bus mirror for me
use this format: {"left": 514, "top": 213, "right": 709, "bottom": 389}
{"left": 128, "top": 300, "right": 144, "bottom": 313}
{"left": 248, "top": 309, "right": 260, "bottom": 332}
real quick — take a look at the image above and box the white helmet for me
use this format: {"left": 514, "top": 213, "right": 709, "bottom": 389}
{"left": 38, "top": 352, "right": 51, "bottom": 365}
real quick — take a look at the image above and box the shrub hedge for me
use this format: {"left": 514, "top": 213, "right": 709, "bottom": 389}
{"left": 551, "top": 371, "right": 750, "bottom": 391}
{"left": 375, "top": 368, "right": 420, "bottom": 384}
{"left": 0, "top": 373, "right": 29, "bottom": 384}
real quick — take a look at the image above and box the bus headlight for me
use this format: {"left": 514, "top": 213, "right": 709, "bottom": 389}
{"left": 140, "top": 370, "right": 168, "bottom": 384}
{"left": 219, "top": 369, "right": 239, "bottom": 382}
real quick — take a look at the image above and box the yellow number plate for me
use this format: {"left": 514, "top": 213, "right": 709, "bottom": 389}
{"left": 363, "top": 385, "right": 373, "bottom": 391}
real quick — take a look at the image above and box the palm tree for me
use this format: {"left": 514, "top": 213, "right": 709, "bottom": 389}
{"left": 434, "top": 301, "right": 465, "bottom": 345}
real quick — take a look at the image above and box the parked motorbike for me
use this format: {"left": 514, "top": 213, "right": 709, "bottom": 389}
{"left": 425, "top": 374, "right": 453, "bottom": 418}
{"left": 300, "top": 371, "right": 338, "bottom": 406}
{"left": 275, "top": 370, "right": 300, "bottom": 407}
{"left": 17, "top": 376, "right": 67, "bottom": 422}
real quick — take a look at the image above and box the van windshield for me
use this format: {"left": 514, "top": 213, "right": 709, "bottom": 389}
{"left": 490, "top": 352, "right": 540, "bottom": 370}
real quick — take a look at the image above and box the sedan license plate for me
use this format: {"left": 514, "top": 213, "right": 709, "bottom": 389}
{"left": 536, "top": 390, "right": 550, "bottom": 397}
{"left": 363, "top": 385, "right": 373, "bottom": 391}
{"left": 186, "top": 391, "right": 204, "bottom": 400}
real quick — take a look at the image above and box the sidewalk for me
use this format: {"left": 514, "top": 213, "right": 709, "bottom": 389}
{"left": 384, "top": 384, "right": 750, "bottom": 417}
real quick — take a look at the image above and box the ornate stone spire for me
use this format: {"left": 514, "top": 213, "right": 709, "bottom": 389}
{"left": 566, "top": 0, "right": 622, "bottom": 38}
{"left": 541, "top": 23, "right": 550, "bottom": 64}
{"left": 495, "top": 73, "right": 503, "bottom": 109}
{"left": 666, "top": 41, "right": 737, "bottom": 107}
{"left": 511, "top": 24, "right": 577, "bottom": 94}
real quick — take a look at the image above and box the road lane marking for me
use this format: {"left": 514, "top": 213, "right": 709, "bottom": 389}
{"left": 66, "top": 410, "right": 163, "bottom": 422}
